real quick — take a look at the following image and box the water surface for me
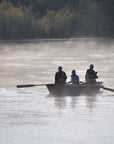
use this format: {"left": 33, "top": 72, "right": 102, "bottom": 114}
{"left": 0, "top": 38, "right": 114, "bottom": 144}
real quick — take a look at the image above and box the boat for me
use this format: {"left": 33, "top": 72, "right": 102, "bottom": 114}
{"left": 46, "top": 82, "right": 103, "bottom": 96}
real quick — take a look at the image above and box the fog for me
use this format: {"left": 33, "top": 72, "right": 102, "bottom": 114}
{"left": 0, "top": 38, "right": 114, "bottom": 87}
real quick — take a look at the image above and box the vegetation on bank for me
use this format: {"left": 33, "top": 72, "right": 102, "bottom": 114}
{"left": 0, "top": 0, "right": 113, "bottom": 39}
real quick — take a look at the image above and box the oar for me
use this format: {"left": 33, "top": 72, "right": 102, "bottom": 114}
{"left": 16, "top": 84, "right": 47, "bottom": 88}
{"left": 101, "top": 86, "right": 114, "bottom": 92}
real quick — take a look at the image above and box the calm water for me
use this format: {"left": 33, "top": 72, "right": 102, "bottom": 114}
{"left": 0, "top": 38, "right": 114, "bottom": 144}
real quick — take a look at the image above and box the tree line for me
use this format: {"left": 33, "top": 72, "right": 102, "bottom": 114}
{"left": 0, "top": 0, "right": 113, "bottom": 39}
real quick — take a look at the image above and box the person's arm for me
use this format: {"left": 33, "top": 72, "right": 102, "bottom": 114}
{"left": 55, "top": 73, "right": 58, "bottom": 83}
{"left": 71, "top": 75, "right": 73, "bottom": 83}
{"left": 77, "top": 75, "right": 79, "bottom": 82}
{"left": 95, "top": 72, "right": 98, "bottom": 79}
{"left": 86, "top": 69, "right": 90, "bottom": 78}
{"left": 76, "top": 75, "right": 79, "bottom": 84}
{"left": 64, "top": 72, "right": 67, "bottom": 80}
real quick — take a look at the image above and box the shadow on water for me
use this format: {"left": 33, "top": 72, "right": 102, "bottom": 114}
{"left": 47, "top": 91, "right": 101, "bottom": 109}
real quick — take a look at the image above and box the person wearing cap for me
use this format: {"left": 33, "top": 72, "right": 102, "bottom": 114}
{"left": 85, "top": 64, "right": 98, "bottom": 84}
{"left": 55, "top": 66, "right": 67, "bottom": 84}
{"left": 71, "top": 70, "right": 79, "bottom": 84}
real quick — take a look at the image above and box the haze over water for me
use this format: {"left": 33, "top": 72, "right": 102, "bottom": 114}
{"left": 0, "top": 38, "right": 114, "bottom": 144}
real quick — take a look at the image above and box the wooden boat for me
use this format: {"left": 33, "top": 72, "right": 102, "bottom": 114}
{"left": 46, "top": 82, "right": 103, "bottom": 96}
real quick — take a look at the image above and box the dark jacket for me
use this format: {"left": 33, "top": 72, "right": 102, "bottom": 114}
{"left": 85, "top": 69, "right": 98, "bottom": 84}
{"left": 55, "top": 71, "right": 67, "bottom": 84}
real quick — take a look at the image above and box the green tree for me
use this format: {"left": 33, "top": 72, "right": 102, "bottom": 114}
{"left": 0, "top": 0, "right": 35, "bottom": 39}
{"left": 39, "top": 7, "right": 73, "bottom": 37}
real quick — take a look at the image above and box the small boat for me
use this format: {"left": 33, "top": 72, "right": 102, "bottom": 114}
{"left": 46, "top": 82, "right": 103, "bottom": 96}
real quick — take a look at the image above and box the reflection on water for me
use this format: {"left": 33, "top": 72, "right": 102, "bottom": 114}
{"left": 0, "top": 38, "right": 114, "bottom": 144}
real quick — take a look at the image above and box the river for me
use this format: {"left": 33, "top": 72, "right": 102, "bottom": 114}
{"left": 0, "top": 38, "right": 114, "bottom": 144}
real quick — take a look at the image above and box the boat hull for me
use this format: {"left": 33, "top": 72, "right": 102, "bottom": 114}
{"left": 46, "top": 82, "right": 103, "bottom": 96}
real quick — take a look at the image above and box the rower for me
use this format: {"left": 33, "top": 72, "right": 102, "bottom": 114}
{"left": 85, "top": 64, "right": 98, "bottom": 84}
{"left": 71, "top": 70, "right": 79, "bottom": 84}
{"left": 55, "top": 66, "right": 67, "bottom": 84}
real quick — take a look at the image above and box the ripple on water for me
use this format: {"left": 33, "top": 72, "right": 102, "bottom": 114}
{"left": 0, "top": 39, "right": 114, "bottom": 144}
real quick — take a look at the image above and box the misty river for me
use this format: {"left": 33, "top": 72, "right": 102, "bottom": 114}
{"left": 0, "top": 38, "right": 114, "bottom": 144}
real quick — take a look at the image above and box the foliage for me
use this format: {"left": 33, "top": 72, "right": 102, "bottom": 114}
{"left": 39, "top": 7, "right": 73, "bottom": 36}
{"left": 0, "top": 0, "right": 113, "bottom": 39}
{"left": 0, "top": 0, "right": 36, "bottom": 39}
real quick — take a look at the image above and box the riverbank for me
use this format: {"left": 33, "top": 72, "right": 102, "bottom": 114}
{"left": 0, "top": 37, "right": 113, "bottom": 43}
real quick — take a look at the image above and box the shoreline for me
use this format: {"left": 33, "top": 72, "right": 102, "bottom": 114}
{"left": 0, "top": 37, "right": 113, "bottom": 43}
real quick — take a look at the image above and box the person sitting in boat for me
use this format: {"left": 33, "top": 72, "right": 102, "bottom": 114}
{"left": 55, "top": 66, "right": 67, "bottom": 84}
{"left": 85, "top": 64, "right": 98, "bottom": 84}
{"left": 71, "top": 70, "right": 79, "bottom": 84}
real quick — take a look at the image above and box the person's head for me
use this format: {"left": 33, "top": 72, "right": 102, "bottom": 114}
{"left": 72, "top": 70, "right": 76, "bottom": 75}
{"left": 58, "top": 66, "right": 62, "bottom": 72}
{"left": 90, "top": 64, "right": 94, "bottom": 69}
